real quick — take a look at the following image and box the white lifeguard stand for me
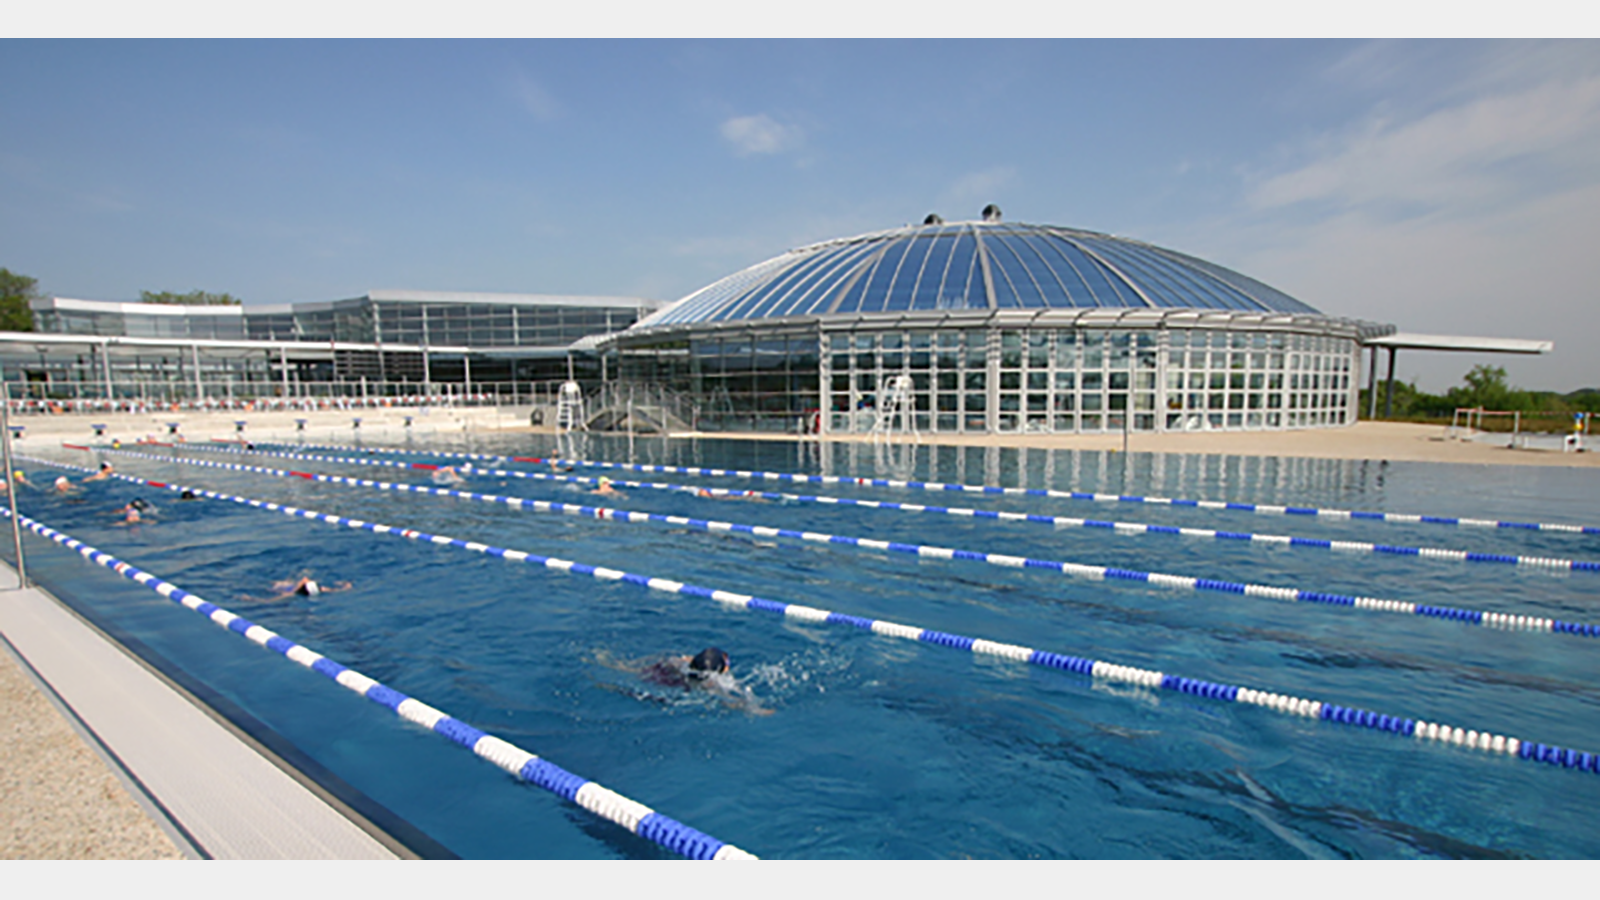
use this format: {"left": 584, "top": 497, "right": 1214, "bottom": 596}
{"left": 870, "top": 374, "right": 917, "bottom": 442}
{"left": 556, "top": 381, "right": 587, "bottom": 433}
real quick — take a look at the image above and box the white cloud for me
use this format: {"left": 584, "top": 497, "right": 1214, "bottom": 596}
{"left": 511, "top": 72, "right": 560, "bottom": 122}
{"left": 1248, "top": 74, "right": 1600, "bottom": 214}
{"left": 719, "top": 114, "right": 800, "bottom": 156}
{"left": 1202, "top": 51, "right": 1600, "bottom": 392}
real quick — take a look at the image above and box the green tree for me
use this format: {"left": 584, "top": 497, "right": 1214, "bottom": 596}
{"left": 140, "top": 289, "right": 242, "bottom": 306}
{"left": 1446, "top": 364, "right": 1529, "bottom": 411}
{"left": 0, "top": 267, "right": 39, "bottom": 331}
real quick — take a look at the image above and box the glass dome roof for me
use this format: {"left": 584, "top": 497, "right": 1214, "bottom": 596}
{"left": 639, "top": 220, "right": 1319, "bottom": 328}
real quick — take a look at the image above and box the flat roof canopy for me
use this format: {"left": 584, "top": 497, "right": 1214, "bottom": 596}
{"left": 1364, "top": 332, "right": 1553, "bottom": 354}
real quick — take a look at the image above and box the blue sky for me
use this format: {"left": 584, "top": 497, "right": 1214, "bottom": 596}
{"left": 2, "top": 39, "right": 1596, "bottom": 391}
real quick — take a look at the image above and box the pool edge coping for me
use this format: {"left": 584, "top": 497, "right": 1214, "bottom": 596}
{"left": 0, "top": 558, "right": 422, "bottom": 860}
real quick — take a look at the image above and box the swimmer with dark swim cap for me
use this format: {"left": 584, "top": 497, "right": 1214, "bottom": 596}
{"left": 113, "top": 498, "right": 153, "bottom": 525}
{"left": 612, "top": 646, "right": 771, "bottom": 715}
{"left": 84, "top": 461, "right": 114, "bottom": 482}
{"left": 687, "top": 647, "right": 730, "bottom": 680}
{"left": 262, "top": 574, "right": 353, "bottom": 601}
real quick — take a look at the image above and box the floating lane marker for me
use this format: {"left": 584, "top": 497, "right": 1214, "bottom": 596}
{"left": 69, "top": 449, "right": 1600, "bottom": 638}
{"left": 1, "top": 508, "right": 756, "bottom": 860}
{"left": 232, "top": 439, "right": 1600, "bottom": 536}
{"left": 139, "top": 443, "right": 1600, "bottom": 572}
{"left": 23, "top": 460, "right": 1600, "bottom": 778}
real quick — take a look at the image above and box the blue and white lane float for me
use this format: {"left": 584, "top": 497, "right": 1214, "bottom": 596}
{"left": 42, "top": 453, "right": 1600, "bottom": 641}
{"left": 88, "top": 443, "right": 1600, "bottom": 576}
{"left": 239, "top": 439, "right": 1600, "bottom": 537}
{"left": 0, "top": 508, "right": 757, "bottom": 860}
{"left": 25, "top": 463, "right": 1600, "bottom": 777}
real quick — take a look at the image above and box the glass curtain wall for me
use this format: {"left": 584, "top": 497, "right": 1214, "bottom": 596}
{"left": 821, "top": 327, "right": 1355, "bottom": 434}
{"left": 376, "top": 303, "right": 634, "bottom": 348}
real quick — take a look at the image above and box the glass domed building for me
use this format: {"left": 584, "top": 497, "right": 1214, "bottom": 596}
{"left": 612, "top": 209, "right": 1390, "bottom": 434}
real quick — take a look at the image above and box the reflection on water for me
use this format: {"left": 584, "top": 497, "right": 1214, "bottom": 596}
{"left": 9, "top": 433, "right": 1600, "bottom": 859}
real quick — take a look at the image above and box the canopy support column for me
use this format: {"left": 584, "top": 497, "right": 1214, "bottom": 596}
{"left": 1366, "top": 345, "right": 1379, "bottom": 419}
{"left": 1382, "top": 347, "right": 1397, "bottom": 419}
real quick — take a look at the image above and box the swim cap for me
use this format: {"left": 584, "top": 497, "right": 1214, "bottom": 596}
{"left": 12, "top": 471, "right": 22, "bottom": 481}
{"left": 180, "top": 489, "right": 197, "bottom": 500}
{"left": 54, "top": 476, "right": 69, "bottom": 488}
{"left": 688, "top": 647, "right": 729, "bottom": 679}
{"left": 296, "top": 579, "right": 321, "bottom": 596}
{"left": 130, "top": 498, "right": 151, "bottom": 511}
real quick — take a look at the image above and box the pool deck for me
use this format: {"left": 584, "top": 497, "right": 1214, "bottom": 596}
{"left": 727, "top": 421, "right": 1600, "bottom": 469}
{"left": 0, "top": 562, "right": 399, "bottom": 859}
{"left": 6, "top": 408, "right": 1597, "bottom": 468}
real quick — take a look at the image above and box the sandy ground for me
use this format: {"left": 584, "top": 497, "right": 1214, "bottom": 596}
{"left": 5, "top": 408, "right": 1597, "bottom": 469}
{"left": 0, "top": 643, "right": 182, "bottom": 859}
{"left": 758, "top": 421, "right": 1600, "bottom": 469}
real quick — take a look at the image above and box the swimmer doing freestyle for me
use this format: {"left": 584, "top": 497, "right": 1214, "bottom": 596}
{"left": 248, "top": 574, "right": 353, "bottom": 602}
{"left": 602, "top": 647, "right": 773, "bottom": 716}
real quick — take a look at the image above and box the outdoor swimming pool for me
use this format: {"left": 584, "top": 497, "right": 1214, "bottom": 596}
{"left": 8, "top": 435, "right": 1600, "bottom": 858}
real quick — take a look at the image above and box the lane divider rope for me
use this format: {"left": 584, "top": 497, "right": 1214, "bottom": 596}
{"left": 237, "top": 439, "right": 1600, "bottom": 537}
{"left": 0, "top": 506, "right": 758, "bottom": 860}
{"left": 60, "top": 449, "right": 1600, "bottom": 641}
{"left": 25, "top": 458, "right": 1600, "bottom": 778}
{"left": 99, "top": 443, "right": 1600, "bottom": 575}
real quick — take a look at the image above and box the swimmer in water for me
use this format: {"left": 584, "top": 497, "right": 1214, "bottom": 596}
{"left": 263, "top": 574, "right": 353, "bottom": 601}
{"left": 113, "top": 498, "right": 153, "bottom": 525}
{"left": 179, "top": 489, "right": 199, "bottom": 500}
{"left": 11, "top": 471, "right": 32, "bottom": 489}
{"left": 601, "top": 647, "right": 772, "bottom": 716}
{"left": 52, "top": 475, "right": 74, "bottom": 494}
{"left": 590, "top": 476, "right": 617, "bottom": 496}
{"left": 431, "top": 465, "right": 466, "bottom": 486}
{"left": 691, "top": 487, "right": 763, "bottom": 502}
{"left": 83, "top": 461, "right": 114, "bottom": 482}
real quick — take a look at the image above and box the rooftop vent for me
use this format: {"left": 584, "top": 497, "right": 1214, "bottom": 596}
{"left": 981, "top": 204, "right": 1002, "bottom": 223}
{"left": 923, "top": 213, "right": 944, "bottom": 225}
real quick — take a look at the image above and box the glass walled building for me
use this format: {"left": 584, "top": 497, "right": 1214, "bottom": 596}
{"left": 12, "top": 290, "right": 660, "bottom": 402}
{"left": 611, "top": 213, "right": 1392, "bottom": 434}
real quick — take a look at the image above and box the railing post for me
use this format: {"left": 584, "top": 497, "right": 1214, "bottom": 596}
{"left": 1, "top": 382, "right": 27, "bottom": 588}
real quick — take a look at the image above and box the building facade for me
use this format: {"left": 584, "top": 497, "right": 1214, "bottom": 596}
{"left": 611, "top": 215, "right": 1390, "bottom": 433}
{"left": 9, "top": 290, "right": 659, "bottom": 403}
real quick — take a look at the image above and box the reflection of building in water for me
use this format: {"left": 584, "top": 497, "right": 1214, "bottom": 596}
{"left": 791, "top": 441, "right": 1383, "bottom": 503}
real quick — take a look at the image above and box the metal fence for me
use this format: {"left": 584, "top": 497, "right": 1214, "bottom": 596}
{"left": 0, "top": 379, "right": 582, "bottom": 415}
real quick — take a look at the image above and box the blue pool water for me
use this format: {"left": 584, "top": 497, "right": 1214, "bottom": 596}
{"left": 9, "top": 436, "right": 1600, "bottom": 858}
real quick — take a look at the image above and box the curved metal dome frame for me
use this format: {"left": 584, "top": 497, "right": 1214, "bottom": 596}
{"left": 611, "top": 218, "right": 1386, "bottom": 437}
{"left": 638, "top": 220, "right": 1321, "bottom": 330}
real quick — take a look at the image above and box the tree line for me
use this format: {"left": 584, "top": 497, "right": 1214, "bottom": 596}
{"left": 1363, "top": 364, "right": 1600, "bottom": 419}
{"left": 0, "top": 267, "right": 245, "bottom": 332}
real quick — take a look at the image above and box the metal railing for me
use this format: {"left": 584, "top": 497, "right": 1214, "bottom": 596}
{"left": 0, "top": 379, "right": 587, "bottom": 415}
